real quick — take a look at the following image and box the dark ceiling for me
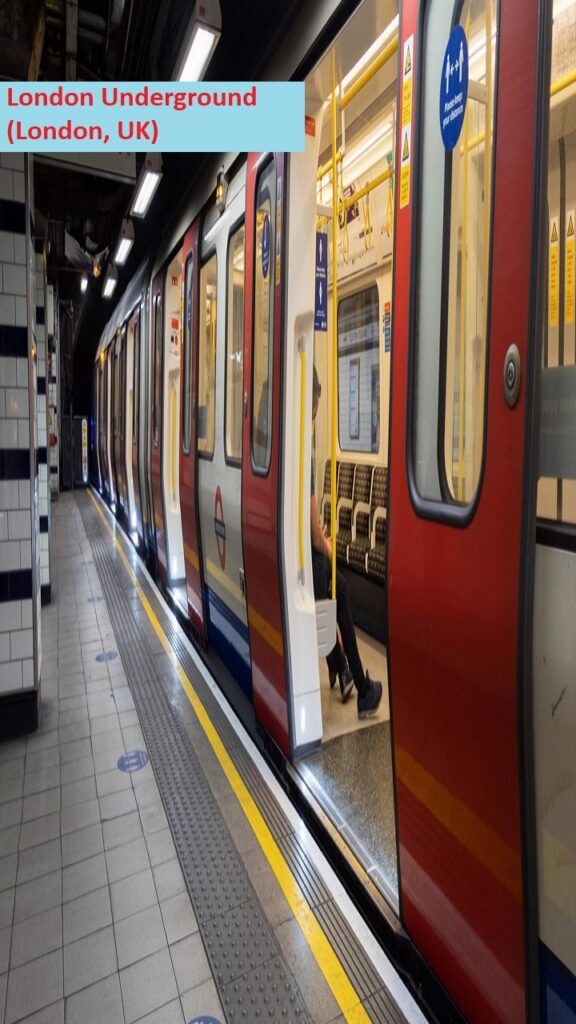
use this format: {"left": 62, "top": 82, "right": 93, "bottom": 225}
{"left": 1, "top": 0, "right": 309, "bottom": 411}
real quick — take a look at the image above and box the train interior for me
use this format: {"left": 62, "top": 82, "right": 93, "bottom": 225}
{"left": 534, "top": 0, "right": 576, "bottom": 995}
{"left": 163, "top": 247, "right": 186, "bottom": 597}
{"left": 294, "top": 0, "right": 400, "bottom": 905}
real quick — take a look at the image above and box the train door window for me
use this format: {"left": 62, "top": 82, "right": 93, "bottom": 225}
{"left": 153, "top": 294, "right": 163, "bottom": 447}
{"left": 226, "top": 222, "right": 245, "bottom": 463}
{"left": 182, "top": 255, "right": 193, "bottom": 455}
{"left": 412, "top": 0, "right": 498, "bottom": 507}
{"left": 120, "top": 329, "right": 126, "bottom": 444}
{"left": 252, "top": 160, "right": 275, "bottom": 472}
{"left": 337, "top": 286, "right": 380, "bottom": 453}
{"left": 132, "top": 318, "right": 139, "bottom": 444}
{"left": 113, "top": 340, "right": 120, "bottom": 440}
{"left": 198, "top": 252, "right": 217, "bottom": 457}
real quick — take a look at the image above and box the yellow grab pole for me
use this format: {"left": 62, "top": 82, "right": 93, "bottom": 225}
{"left": 457, "top": 20, "right": 470, "bottom": 503}
{"left": 339, "top": 165, "right": 393, "bottom": 212}
{"left": 298, "top": 346, "right": 306, "bottom": 581}
{"left": 170, "top": 385, "right": 176, "bottom": 502}
{"left": 331, "top": 58, "right": 338, "bottom": 599}
{"left": 317, "top": 148, "right": 342, "bottom": 183}
{"left": 341, "top": 35, "right": 399, "bottom": 110}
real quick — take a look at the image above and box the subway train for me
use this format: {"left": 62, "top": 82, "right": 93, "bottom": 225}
{"left": 90, "top": 0, "right": 576, "bottom": 1022}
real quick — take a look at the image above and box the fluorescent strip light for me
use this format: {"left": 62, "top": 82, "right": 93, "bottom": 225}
{"left": 80, "top": 275, "right": 88, "bottom": 293}
{"left": 179, "top": 25, "right": 219, "bottom": 81}
{"left": 102, "top": 267, "right": 118, "bottom": 299}
{"left": 114, "top": 236, "right": 133, "bottom": 265}
{"left": 131, "top": 170, "right": 162, "bottom": 217}
{"left": 341, "top": 14, "right": 399, "bottom": 93}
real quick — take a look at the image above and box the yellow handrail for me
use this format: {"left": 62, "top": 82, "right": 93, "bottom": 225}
{"left": 457, "top": 18, "right": 470, "bottom": 504}
{"left": 464, "top": 65, "right": 576, "bottom": 156}
{"left": 339, "top": 165, "right": 393, "bottom": 212}
{"left": 331, "top": 57, "right": 338, "bottom": 600}
{"left": 341, "top": 35, "right": 399, "bottom": 110}
{"left": 170, "top": 385, "right": 177, "bottom": 503}
{"left": 298, "top": 346, "right": 306, "bottom": 581}
{"left": 317, "top": 148, "right": 342, "bottom": 182}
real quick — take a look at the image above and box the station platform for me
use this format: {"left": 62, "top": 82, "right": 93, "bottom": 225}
{"left": 0, "top": 491, "right": 427, "bottom": 1024}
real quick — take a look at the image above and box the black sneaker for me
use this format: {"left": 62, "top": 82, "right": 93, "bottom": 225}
{"left": 357, "top": 673, "right": 383, "bottom": 719}
{"left": 339, "top": 666, "right": 354, "bottom": 703}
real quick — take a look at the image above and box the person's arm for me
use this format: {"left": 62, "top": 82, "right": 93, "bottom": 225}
{"left": 310, "top": 494, "right": 332, "bottom": 561}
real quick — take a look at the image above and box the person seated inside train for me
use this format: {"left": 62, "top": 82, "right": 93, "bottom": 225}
{"left": 310, "top": 365, "right": 383, "bottom": 719}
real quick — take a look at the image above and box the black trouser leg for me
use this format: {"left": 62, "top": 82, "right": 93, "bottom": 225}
{"left": 326, "top": 639, "right": 347, "bottom": 677}
{"left": 335, "top": 570, "right": 366, "bottom": 695}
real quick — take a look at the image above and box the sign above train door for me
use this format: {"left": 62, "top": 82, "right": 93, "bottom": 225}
{"left": 439, "top": 24, "right": 468, "bottom": 150}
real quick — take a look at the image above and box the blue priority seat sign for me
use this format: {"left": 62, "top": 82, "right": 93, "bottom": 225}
{"left": 439, "top": 24, "right": 468, "bottom": 150}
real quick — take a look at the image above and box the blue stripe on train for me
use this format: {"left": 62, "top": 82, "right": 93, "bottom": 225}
{"left": 540, "top": 942, "right": 576, "bottom": 1023}
{"left": 205, "top": 585, "right": 252, "bottom": 699}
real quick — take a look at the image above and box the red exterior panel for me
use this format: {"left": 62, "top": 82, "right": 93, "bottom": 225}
{"left": 241, "top": 152, "right": 290, "bottom": 755}
{"left": 180, "top": 219, "right": 207, "bottom": 639}
{"left": 387, "top": 2, "right": 540, "bottom": 1022}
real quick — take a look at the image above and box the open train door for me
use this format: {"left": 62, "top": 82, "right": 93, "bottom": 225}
{"left": 242, "top": 152, "right": 291, "bottom": 755}
{"left": 180, "top": 219, "right": 207, "bottom": 640}
{"left": 388, "top": 3, "right": 549, "bottom": 1024}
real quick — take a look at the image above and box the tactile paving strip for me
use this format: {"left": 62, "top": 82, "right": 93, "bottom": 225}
{"left": 80, "top": 492, "right": 408, "bottom": 1024}
{"left": 80, "top": 498, "right": 312, "bottom": 1024}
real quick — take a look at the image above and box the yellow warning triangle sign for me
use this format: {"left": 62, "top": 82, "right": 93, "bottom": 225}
{"left": 405, "top": 45, "right": 411, "bottom": 75}
{"left": 568, "top": 215, "right": 574, "bottom": 238}
{"left": 402, "top": 132, "right": 409, "bottom": 161}
{"left": 551, "top": 221, "right": 559, "bottom": 243}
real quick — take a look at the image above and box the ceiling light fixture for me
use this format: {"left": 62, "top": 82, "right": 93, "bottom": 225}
{"left": 102, "top": 265, "right": 118, "bottom": 299}
{"left": 175, "top": 0, "right": 222, "bottom": 81}
{"left": 130, "top": 154, "right": 163, "bottom": 218}
{"left": 114, "top": 218, "right": 135, "bottom": 265}
{"left": 80, "top": 275, "right": 88, "bottom": 293}
{"left": 215, "top": 166, "right": 227, "bottom": 213}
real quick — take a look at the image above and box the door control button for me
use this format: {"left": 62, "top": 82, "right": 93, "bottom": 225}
{"left": 503, "top": 344, "right": 521, "bottom": 407}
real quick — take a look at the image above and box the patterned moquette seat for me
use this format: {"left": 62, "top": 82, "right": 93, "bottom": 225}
{"left": 348, "top": 464, "right": 379, "bottom": 574}
{"left": 320, "top": 458, "right": 335, "bottom": 535}
{"left": 334, "top": 462, "right": 355, "bottom": 563}
{"left": 366, "top": 466, "right": 388, "bottom": 583}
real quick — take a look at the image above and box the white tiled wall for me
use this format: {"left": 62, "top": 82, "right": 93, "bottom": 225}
{"left": 0, "top": 153, "right": 39, "bottom": 698}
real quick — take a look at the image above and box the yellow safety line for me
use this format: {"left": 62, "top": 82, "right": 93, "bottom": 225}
{"left": 298, "top": 346, "right": 306, "bottom": 577}
{"left": 87, "top": 488, "right": 372, "bottom": 1023}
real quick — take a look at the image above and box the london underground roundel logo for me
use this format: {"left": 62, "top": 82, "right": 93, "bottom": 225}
{"left": 214, "top": 486, "right": 226, "bottom": 570}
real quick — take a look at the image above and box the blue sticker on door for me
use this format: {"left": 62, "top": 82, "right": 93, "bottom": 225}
{"left": 439, "top": 24, "right": 468, "bottom": 150}
{"left": 261, "top": 213, "right": 270, "bottom": 279}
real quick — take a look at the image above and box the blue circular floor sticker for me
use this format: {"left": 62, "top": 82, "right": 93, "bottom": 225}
{"left": 187, "top": 1018, "right": 223, "bottom": 1024}
{"left": 439, "top": 24, "right": 468, "bottom": 150}
{"left": 117, "top": 751, "right": 149, "bottom": 773}
{"left": 96, "top": 650, "right": 118, "bottom": 662}
{"left": 261, "top": 212, "right": 270, "bottom": 279}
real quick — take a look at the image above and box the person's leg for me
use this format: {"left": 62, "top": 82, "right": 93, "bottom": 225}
{"left": 334, "top": 570, "right": 366, "bottom": 696}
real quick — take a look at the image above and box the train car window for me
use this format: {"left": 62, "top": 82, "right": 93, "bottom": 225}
{"left": 412, "top": 0, "right": 498, "bottom": 507}
{"left": 120, "top": 330, "right": 126, "bottom": 443}
{"left": 226, "top": 222, "right": 245, "bottom": 463}
{"left": 113, "top": 340, "right": 120, "bottom": 440}
{"left": 198, "top": 253, "right": 217, "bottom": 457}
{"left": 153, "top": 294, "right": 163, "bottom": 447}
{"left": 132, "top": 318, "right": 139, "bottom": 445}
{"left": 252, "top": 160, "right": 276, "bottom": 472}
{"left": 337, "top": 286, "right": 380, "bottom": 453}
{"left": 182, "top": 255, "right": 193, "bottom": 455}
{"left": 537, "top": 0, "right": 576, "bottom": 526}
